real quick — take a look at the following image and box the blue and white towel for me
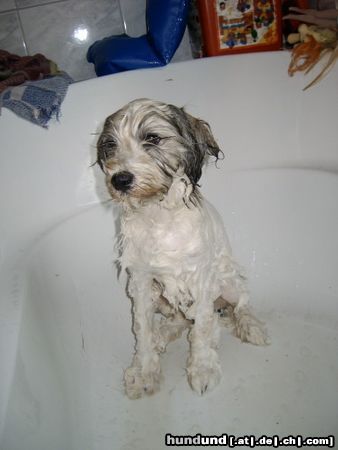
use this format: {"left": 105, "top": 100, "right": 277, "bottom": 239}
{"left": 0, "top": 73, "right": 73, "bottom": 128}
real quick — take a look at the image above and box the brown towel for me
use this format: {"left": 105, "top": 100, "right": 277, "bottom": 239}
{"left": 0, "top": 50, "right": 54, "bottom": 93}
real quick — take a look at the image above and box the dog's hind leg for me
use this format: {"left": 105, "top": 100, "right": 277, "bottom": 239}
{"left": 154, "top": 309, "right": 191, "bottom": 353}
{"left": 219, "top": 259, "right": 269, "bottom": 346}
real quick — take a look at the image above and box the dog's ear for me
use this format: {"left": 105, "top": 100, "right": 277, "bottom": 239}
{"left": 184, "top": 112, "right": 221, "bottom": 160}
{"left": 167, "top": 105, "right": 222, "bottom": 185}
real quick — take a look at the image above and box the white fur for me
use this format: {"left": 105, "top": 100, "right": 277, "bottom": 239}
{"left": 97, "top": 99, "right": 268, "bottom": 399}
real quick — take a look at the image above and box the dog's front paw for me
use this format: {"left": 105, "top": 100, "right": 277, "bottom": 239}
{"left": 124, "top": 364, "right": 161, "bottom": 399}
{"left": 234, "top": 307, "right": 269, "bottom": 346}
{"left": 187, "top": 351, "right": 222, "bottom": 395}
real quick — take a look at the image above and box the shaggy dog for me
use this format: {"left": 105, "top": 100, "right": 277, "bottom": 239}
{"left": 97, "top": 98, "right": 268, "bottom": 399}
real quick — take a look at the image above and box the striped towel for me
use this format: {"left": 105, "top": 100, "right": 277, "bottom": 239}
{"left": 0, "top": 72, "right": 73, "bottom": 128}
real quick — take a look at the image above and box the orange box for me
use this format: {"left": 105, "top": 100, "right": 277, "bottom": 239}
{"left": 197, "top": 0, "right": 283, "bottom": 56}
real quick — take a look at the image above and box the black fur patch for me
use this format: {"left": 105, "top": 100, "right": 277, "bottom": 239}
{"left": 166, "top": 105, "right": 223, "bottom": 185}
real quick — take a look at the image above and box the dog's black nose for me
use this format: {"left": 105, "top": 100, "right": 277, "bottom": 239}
{"left": 111, "top": 171, "right": 134, "bottom": 192}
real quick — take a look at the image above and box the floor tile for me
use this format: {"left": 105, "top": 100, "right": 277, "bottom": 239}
{"left": 19, "top": 0, "right": 124, "bottom": 81}
{"left": 119, "top": 0, "right": 147, "bottom": 37}
{"left": 0, "top": 11, "right": 27, "bottom": 55}
{"left": 0, "top": 0, "right": 15, "bottom": 12}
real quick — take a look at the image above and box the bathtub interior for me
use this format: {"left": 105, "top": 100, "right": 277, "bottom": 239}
{"left": 2, "top": 168, "right": 338, "bottom": 450}
{"left": 1, "top": 52, "right": 338, "bottom": 450}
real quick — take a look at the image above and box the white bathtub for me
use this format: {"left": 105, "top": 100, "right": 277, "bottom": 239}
{"left": 0, "top": 52, "right": 337, "bottom": 450}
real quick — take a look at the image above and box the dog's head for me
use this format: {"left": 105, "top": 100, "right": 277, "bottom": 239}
{"left": 97, "top": 98, "right": 221, "bottom": 206}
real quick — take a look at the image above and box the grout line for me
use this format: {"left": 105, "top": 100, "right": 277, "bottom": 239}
{"left": 0, "top": 8, "right": 17, "bottom": 14}
{"left": 14, "top": 0, "right": 28, "bottom": 55}
{"left": 0, "top": 0, "right": 67, "bottom": 16}
{"left": 17, "top": 0, "right": 68, "bottom": 10}
{"left": 117, "top": 0, "right": 127, "bottom": 35}
{"left": 0, "top": 0, "right": 68, "bottom": 15}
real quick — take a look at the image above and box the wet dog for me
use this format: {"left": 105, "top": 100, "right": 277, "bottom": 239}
{"left": 97, "top": 98, "right": 268, "bottom": 399}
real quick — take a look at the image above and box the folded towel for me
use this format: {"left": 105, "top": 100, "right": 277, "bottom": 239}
{"left": 0, "top": 72, "right": 73, "bottom": 128}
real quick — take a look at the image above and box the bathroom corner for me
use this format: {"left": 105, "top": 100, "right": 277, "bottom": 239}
{"left": 0, "top": 0, "right": 193, "bottom": 82}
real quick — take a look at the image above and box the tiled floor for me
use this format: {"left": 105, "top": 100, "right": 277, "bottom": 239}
{"left": 0, "top": 0, "right": 192, "bottom": 81}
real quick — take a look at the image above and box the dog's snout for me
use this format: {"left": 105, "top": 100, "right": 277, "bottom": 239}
{"left": 111, "top": 171, "right": 134, "bottom": 192}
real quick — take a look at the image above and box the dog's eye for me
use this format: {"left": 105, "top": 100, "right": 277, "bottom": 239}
{"left": 100, "top": 139, "right": 116, "bottom": 150}
{"left": 98, "top": 138, "right": 117, "bottom": 160}
{"left": 145, "top": 134, "right": 162, "bottom": 146}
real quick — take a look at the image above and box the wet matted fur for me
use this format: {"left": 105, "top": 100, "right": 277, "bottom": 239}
{"left": 97, "top": 98, "right": 268, "bottom": 399}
